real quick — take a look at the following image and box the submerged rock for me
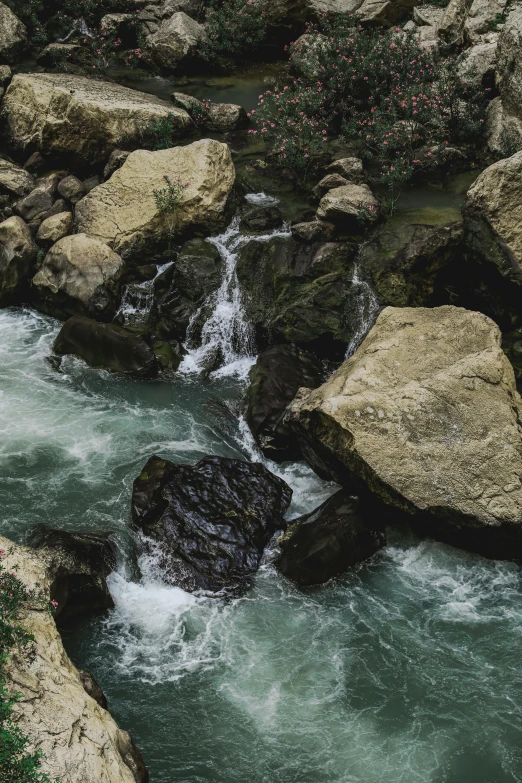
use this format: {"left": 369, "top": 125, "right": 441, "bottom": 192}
{"left": 75, "top": 139, "right": 235, "bottom": 259}
{"left": 132, "top": 455, "right": 292, "bottom": 592}
{"left": 1, "top": 73, "right": 190, "bottom": 164}
{"left": 0, "top": 215, "right": 37, "bottom": 305}
{"left": 245, "top": 344, "right": 324, "bottom": 462}
{"left": 276, "top": 491, "right": 385, "bottom": 586}
{"left": 0, "top": 533, "right": 146, "bottom": 783}
{"left": 53, "top": 315, "right": 159, "bottom": 378}
{"left": 240, "top": 205, "right": 284, "bottom": 233}
{"left": 32, "top": 234, "right": 123, "bottom": 320}
{"left": 286, "top": 305, "right": 522, "bottom": 559}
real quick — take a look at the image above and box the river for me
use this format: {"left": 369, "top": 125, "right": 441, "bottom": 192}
{"left": 1, "top": 181, "right": 522, "bottom": 782}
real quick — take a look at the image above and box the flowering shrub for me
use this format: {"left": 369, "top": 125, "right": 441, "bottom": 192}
{"left": 0, "top": 547, "right": 56, "bottom": 783}
{"left": 253, "top": 16, "right": 488, "bottom": 193}
{"left": 200, "top": 0, "right": 269, "bottom": 63}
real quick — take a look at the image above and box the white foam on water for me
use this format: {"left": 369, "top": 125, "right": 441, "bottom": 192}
{"left": 345, "top": 261, "right": 380, "bottom": 358}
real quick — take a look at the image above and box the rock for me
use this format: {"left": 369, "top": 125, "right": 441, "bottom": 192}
{"left": 35, "top": 198, "right": 69, "bottom": 226}
{"left": 104, "top": 149, "right": 131, "bottom": 180}
{"left": 58, "top": 174, "right": 85, "bottom": 203}
{"left": 291, "top": 219, "right": 335, "bottom": 243}
{"left": 83, "top": 174, "right": 102, "bottom": 193}
{"left": 245, "top": 344, "right": 324, "bottom": 462}
{"left": 413, "top": 4, "right": 444, "bottom": 26}
{"left": 286, "top": 305, "right": 522, "bottom": 559}
{"left": 131, "top": 455, "right": 292, "bottom": 592}
{"left": 457, "top": 37, "right": 498, "bottom": 85}
{"left": 0, "top": 2, "right": 28, "bottom": 62}
{"left": 276, "top": 491, "right": 385, "bottom": 586}
{"left": 75, "top": 139, "right": 235, "bottom": 259}
{"left": 1, "top": 73, "right": 191, "bottom": 164}
{"left": 316, "top": 184, "right": 380, "bottom": 227}
{"left": 159, "top": 0, "right": 201, "bottom": 16}
{"left": 496, "top": 8, "right": 522, "bottom": 121}
{"left": 142, "top": 11, "right": 205, "bottom": 70}
{"left": 326, "top": 156, "right": 365, "bottom": 183}
{"left": 23, "top": 151, "right": 46, "bottom": 175}
{"left": 0, "top": 63, "right": 12, "bottom": 86}
{"left": 206, "top": 102, "right": 248, "bottom": 132}
{"left": 312, "top": 173, "right": 350, "bottom": 200}
{"left": 240, "top": 205, "right": 284, "bottom": 232}
{"left": 289, "top": 33, "right": 329, "bottom": 80}
{"left": 267, "top": 0, "right": 365, "bottom": 24}
{"left": 151, "top": 238, "right": 222, "bottom": 340}
{"left": 485, "top": 96, "right": 522, "bottom": 156}
{"left": 0, "top": 534, "right": 147, "bottom": 783}
{"left": 358, "top": 216, "right": 464, "bottom": 307}
{"left": 171, "top": 91, "right": 202, "bottom": 112}
{"left": 100, "top": 12, "right": 135, "bottom": 35}
{"left": 464, "top": 152, "right": 522, "bottom": 319}
{"left": 36, "top": 211, "right": 74, "bottom": 247}
{"left": 79, "top": 670, "right": 108, "bottom": 710}
{"left": 464, "top": 0, "right": 508, "bottom": 42}
{"left": 29, "top": 528, "right": 116, "bottom": 622}
{"left": 0, "top": 157, "right": 34, "bottom": 197}
{"left": 438, "top": 0, "right": 472, "bottom": 44}
{"left": 53, "top": 315, "right": 159, "bottom": 378}
{"left": 236, "top": 238, "right": 358, "bottom": 356}
{"left": 356, "top": 0, "right": 417, "bottom": 25}
{"left": 15, "top": 187, "right": 55, "bottom": 222}
{"left": 36, "top": 42, "right": 90, "bottom": 67}
{"left": 0, "top": 215, "right": 37, "bottom": 305}
{"left": 32, "top": 234, "right": 124, "bottom": 320}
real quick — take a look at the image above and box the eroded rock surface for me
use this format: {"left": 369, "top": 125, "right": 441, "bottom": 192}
{"left": 286, "top": 306, "right": 522, "bottom": 558}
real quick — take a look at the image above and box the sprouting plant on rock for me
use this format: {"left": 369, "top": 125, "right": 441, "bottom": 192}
{"left": 0, "top": 546, "right": 57, "bottom": 783}
{"left": 145, "top": 114, "right": 181, "bottom": 150}
{"left": 153, "top": 175, "right": 189, "bottom": 249}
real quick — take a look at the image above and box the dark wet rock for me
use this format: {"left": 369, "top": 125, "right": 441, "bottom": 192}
{"left": 14, "top": 187, "right": 54, "bottom": 222}
{"left": 358, "top": 216, "right": 465, "bottom": 308}
{"left": 276, "top": 491, "right": 385, "bottom": 587}
{"left": 79, "top": 670, "right": 109, "bottom": 710}
{"left": 291, "top": 220, "right": 335, "bottom": 243}
{"left": 236, "top": 237, "right": 358, "bottom": 357}
{"left": 151, "top": 238, "right": 222, "bottom": 341}
{"left": 58, "top": 174, "right": 85, "bottom": 203}
{"left": 0, "top": 215, "right": 37, "bottom": 306}
{"left": 240, "top": 205, "right": 284, "bottom": 233}
{"left": 0, "top": 63, "right": 12, "bottom": 88}
{"left": 83, "top": 175, "right": 102, "bottom": 193}
{"left": 53, "top": 316, "right": 159, "bottom": 378}
{"left": 23, "top": 151, "right": 46, "bottom": 175}
{"left": 132, "top": 455, "right": 292, "bottom": 592}
{"left": 30, "top": 528, "right": 117, "bottom": 622}
{"left": 116, "top": 731, "right": 150, "bottom": 783}
{"left": 245, "top": 344, "right": 324, "bottom": 462}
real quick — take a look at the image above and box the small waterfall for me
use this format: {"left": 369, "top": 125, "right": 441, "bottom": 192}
{"left": 180, "top": 194, "right": 291, "bottom": 379}
{"left": 345, "top": 262, "right": 380, "bottom": 358}
{"left": 117, "top": 262, "right": 173, "bottom": 327}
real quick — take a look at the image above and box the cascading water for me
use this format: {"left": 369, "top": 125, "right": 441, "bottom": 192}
{"left": 180, "top": 194, "right": 291, "bottom": 379}
{"left": 345, "top": 260, "right": 380, "bottom": 358}
{"left": 116, "top": 262, "right": 173, "bottom": 327}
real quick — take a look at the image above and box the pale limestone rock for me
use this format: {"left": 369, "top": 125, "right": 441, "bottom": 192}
{"left": 464, "top": 0, "right": 508, "bottom": 42}
{"left": 286, "top": 306, "right": 522, "bottom": 556}
{"left": 142, "top": 11, "right": 205, "bottom": 70}
{"left": 36, "top": 212, "right": 74, "bottom": 245}
{"left": 206, "top": 103, "right": 248, "bottom": 132}
{"left": 0, "top": 157, "right": 34, "bottom": 196}
{"left": 75, "top": 139, "right": 235, "bottom": 259}
{"left": 1, "top": 73, "right": 191, "bottom": 164}
{"left": 357, "top": 0, "right": 418, "bottom": 25}
{"left": 0, "top": 2, "right": 28, "bottom": 62}
{"left": 457, "top": 37, "right": 498, "bottom": 83}
{"left": 496, "top": 8, "right": 522, "bottom": 120}
{"left": 316, "top": 183, "right": 380, "bottom": 225}
{"left": 438, "top": 0, "right": 472, "bottom": 44}
{"left": 326, "top": 157, "right": 365, "bottom": 183}
{"left": 33, "top": 234, "right": 124, "bottom": 319}
{"left": 464, "top": 151, "right": 522, "bottom": 284}
{"left": 100, "top": 12, "right": 136, "bottom": 34}
{"left": 0, "top": 215, "right": 37, "bottom": 304}
{"left": 267, "top": 0, "right": 364, "bottom": 22}
{"left": 0, "top": 534, "right": 141, "bottom": 783}
{"left": 485, "top": 95, "right": 522, "bottom": 155}
{"left": 413, "top": 4, "right": 444, "bottom": 26}
{"left": 289, "top": 33, "right": 329, "bottom": 80}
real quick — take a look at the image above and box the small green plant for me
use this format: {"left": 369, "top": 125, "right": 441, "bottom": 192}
{"left": 145, "top": 114, "right": 181, "bottom": 150}
{"left": 0, "top": 546, "right": 57, "bottom": 783}
{"left": 189, "top": 99, "right": 211, "bottom": 128}
{"left": 488, "top": 11, "right": 506, "bottom": 31}
{"left": 200, "top": 0, "right": 268, "bottom": 64}
{"left": 153, "top": 175, "right": 189, "bottom": 248}
{"left": 497, "top": 127, "right": 522, "bottom": 158}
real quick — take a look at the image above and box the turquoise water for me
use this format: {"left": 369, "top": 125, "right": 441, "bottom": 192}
{"left": 1, "top": 307, "right": 522, "bottom": 782}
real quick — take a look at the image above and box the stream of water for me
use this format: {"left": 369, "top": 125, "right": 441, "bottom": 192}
{"left": 1, "top": 183, "right": 521, "bottom": 781}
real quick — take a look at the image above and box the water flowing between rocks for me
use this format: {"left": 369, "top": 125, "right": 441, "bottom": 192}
{"left": 1, "top": 190, "right": 521, "bottom": 782}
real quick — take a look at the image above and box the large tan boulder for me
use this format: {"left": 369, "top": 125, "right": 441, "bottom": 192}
{"left": 286, "top": 306, "right": 522, "bottom": 558}
{"left": 0, "top": 215, "right": 37, "bottom": 305}
{"left": 496, "top": 8, "right": 522, "bottom": 119}
{"left": 464, "top": 0, "right": 508, "bottom": 42}
{"left": 464, "top": 151, "right": 522, "bottom": 292}
{"left": 75, "top": 139, "right": 235, "bottom": 259}
{"left": 0, "top": 2, "right": 28, "bottom": 62}
{"left": 0, "top": 157, "right": 34, "bottom": 196}
{"left": 437, "top": 0, "right": 472, "bottom": 44}
{"left": 0, "top": 534, "right": 144, "bottom": 783}
{"left": 316, "top": 183, "right": 380, "bottom": 226}
{"left": 1, "top": 73, "right": 191, "bottom": 164}
{"left": 32, "top": 234, "right": 124, "bottom": 319}
{"left": 142, "top": 11, "right": 205, "bottom": 70}
{"left": 457, "top": 35, "right": 498, "bottom": 84}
